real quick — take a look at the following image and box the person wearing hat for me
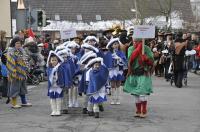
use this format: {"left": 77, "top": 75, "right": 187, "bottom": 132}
{"left": 162, "top": 32, "right": 174, "bottom": 81}
{"left": 23, "top": 37, "right": 45, "bottom": 72}
{"left": 173, "top": 32, "right": 188, "bottom": 88}
{"left": 80, "top": 42, "right": 103, "bottom": 65}
{"left": 78, "top": 51, "right": 97, "bottom": 115}
{"left": 106, "top": 38, "right": 127, "bottom": 105}
{"left": 46, "top": 51, "right": 65, "bottom": 116}
{"left": 66, "top": 41, "right": 81, "bottom": 108}
{"left": 83, "top": 36, "right": 99, "bottom": 47}
{"left": 56, "top": 46, "right": 76, "bottom": 114}
{"left": 85, "top": 57, "right": 109, "bottom": 118}
{"left": 47, "top": 39, "right": 61, "bottom": 52}
{"left": 155, "top": 31, "right": 165, "bottom": 77}
{"left": 103, "top": 29, "right": 114, "bottom": 41}
{"left": 123, "top": 38, "right": 154, "bottom": 118}
{"left": 6, "top": 37, "right": 32, "bottom": 108}
{"left": 80, "top": 36, "right": 105, "bottom": 59}
{"left": 72, "top": 36, "right": 83, "bottom": 45}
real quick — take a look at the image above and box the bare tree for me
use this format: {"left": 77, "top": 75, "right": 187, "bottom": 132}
{"left": 156, "top": 0, "right": 172, "bottom": 30}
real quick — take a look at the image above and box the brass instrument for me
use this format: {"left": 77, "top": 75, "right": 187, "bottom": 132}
{"left": 111, "top": 24, "right": 123, "bottom": 36}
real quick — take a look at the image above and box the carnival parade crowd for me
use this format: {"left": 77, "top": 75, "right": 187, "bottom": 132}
{"left": 0, "top": 27, "right": 200, "bottom": 119}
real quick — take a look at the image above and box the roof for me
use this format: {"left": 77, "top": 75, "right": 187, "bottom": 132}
{"left": 11, "top": 0, "right": 194, "bottom": 22}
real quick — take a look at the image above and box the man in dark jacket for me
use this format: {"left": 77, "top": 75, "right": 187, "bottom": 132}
{"left": 173, "top": 32, "right": 187, "bottom": 88}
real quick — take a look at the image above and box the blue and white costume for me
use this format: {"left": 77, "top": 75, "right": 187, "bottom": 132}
{"left": 66, "top": 41, "right": 81, "bottom": 86}
{"left": 85, "top": 57, "right": 109, "bottom": 117}
{"left": 78, "top": 51, "right": 97, "bottom": 94}
{"left": 106, "top": 38, "right": 127, "bottom": 105}
{"left": 78, "top": 51, "right": 97, "bottom": 113}
{"left": 47, "top": 51, "right": 64, "bottom": 99}
{"left": 56, "top": 48, "right": 75, "bottom": 89}
{"left": 56, "top": 46, "right": 77, "bottom": 111}
{"left": 106, "top": 38, "right": 127, "bottom": 81}
{"left": 65, "top": 41, "right": 81, "bottom": 107}
{"left": 83, "top": 35, "right": 99, "bottom": 47}
{"left": 46, "top": 51, "right": 64, "bottom": 116}
{"left": 86, "top": 58, "right": 109, "bottom": 104}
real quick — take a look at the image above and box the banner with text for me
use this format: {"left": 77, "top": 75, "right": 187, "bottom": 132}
{"left": 133, "top": 25, "right": 155, "bottom": 38}
{"left": 60, "top": 28, "right": 77, "bottom": 39}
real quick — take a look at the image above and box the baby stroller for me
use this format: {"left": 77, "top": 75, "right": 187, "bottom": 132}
{"left": 26, "top": 65, "right": 44, "bottom": 85}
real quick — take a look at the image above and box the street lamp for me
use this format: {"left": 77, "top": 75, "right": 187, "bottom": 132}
{"left": 130, "top": 8, "right": 139, "bottom": 24}
{"left": 130, "top": 9, "right": 136, "bottom": 12}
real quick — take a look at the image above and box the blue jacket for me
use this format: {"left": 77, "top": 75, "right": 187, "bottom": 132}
{"left": 47, "top": 66, "right": 64, "bottom": 92}
{"left": 59, "top": 57, "right": 76, "bottom": 88}
{"left": 87, "top": 65, "right": 109, "bottom": 95}
{"left": 104, "top": 50, "right": 127, "bottom": 70}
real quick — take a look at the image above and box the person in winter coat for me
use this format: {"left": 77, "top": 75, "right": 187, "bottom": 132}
{"left": 173, "top": 32, "right": 187, "bottom": 88}
{"left": 6, "top": 37, "right": 32, "bottom": 108}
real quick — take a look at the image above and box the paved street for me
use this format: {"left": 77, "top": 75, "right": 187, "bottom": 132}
{"left": 0, "top": 73, "right": 200, "bottom": 132}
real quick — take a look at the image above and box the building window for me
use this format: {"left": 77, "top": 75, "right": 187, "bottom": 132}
{"left": 77, "top": 15, "right": 82, "bottom": 21}
{"left": 96, "top": 15, "right": 101, "bottom": 21}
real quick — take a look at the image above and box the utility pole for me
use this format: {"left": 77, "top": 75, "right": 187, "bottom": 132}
{"left": 16, "top": 0, "right": 27, "bottom": 31}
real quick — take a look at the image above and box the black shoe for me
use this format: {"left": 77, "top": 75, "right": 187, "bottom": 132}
{"left": 62, "top": 109, "right": 68, "bottom": 114}
{"left": 82, "top": 108, "right": 88, "bottom": 114}
{"left": 99, "top": 105, "right": 104, "bottom": 112}
{"left": 94, "top": 112, "right": 99, "bottom": 118}
{"left": 6, "top": 97, "right": 10, "bottom": 104}
{"left": 176, "top": 84, "right": 182, "bottom": 88}
{"left": 88, "top": 111, "right": 94, "bottom": 116}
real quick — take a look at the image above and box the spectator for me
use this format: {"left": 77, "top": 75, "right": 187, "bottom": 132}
{"left": 7, "top": 37, "right": 32, "bottom": 108}
{"left": 173, "top": 32, "right": 187, "bottom": 88}
{"left": 0, "top": 50, "right": 8, "bottom": 98}
{"left": 0, "top": 30, "right": 7, "bottom": 52}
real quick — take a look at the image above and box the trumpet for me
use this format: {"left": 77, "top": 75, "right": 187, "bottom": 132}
{"left": 112, "top": 24, "right": 123, "bottom": 36}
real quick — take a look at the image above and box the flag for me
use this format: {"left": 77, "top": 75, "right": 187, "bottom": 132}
{"left": 28, "top": 28, "right": 35, "bottom": 38}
